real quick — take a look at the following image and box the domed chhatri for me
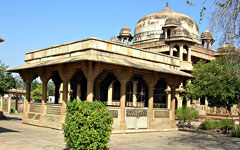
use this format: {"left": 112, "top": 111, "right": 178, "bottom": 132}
{"left": 164, "top": 17, "right": 179, "bottom": 27}
{"left": 217, "top": 42, "right": 238, "bottom": 53}
{"left": 201, "top": 30, "right": 213, "bottom": 40}
{"left": 133, "top": 8, "right": 200, "bottom": 44}
{"left": 170, "top": 26, "right": 191, "bottom": 38}
{"left": 201, "top": 30, "right": 215, "bottom": 49}
{"left": 117, "top": 25, "right": 133, "bottom": 45}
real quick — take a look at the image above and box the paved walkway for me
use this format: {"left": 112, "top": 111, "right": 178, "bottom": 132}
{"left": 0, "top": 114, "right": 240, "bottom": 150}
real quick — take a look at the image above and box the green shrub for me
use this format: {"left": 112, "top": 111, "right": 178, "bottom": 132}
{"left": 199, "top": 118, "right": 216, "bottom": 130}
{"left": 199, "top": 119, "right": 234, "bottom": 132}
{"left": 219, "top": 119, "right": 234, "bottom": 132}
{"left": 232, "top": 127, "right": 240, "bottom": 137}
{"left": 63, "top": 99, "right": 113, "bottom": 150}
{"left": 175, "top": 106, "right": 198, "bottom": 123}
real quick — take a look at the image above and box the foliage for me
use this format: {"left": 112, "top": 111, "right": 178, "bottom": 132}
{"left": 232, "top": 126, "right": 240, "bottom": 137}
{"left": 199, "top": 118, "right": 234, "bottom": 132}
{"left": 183, "top": 57, "right": 240, "bottom": 116}
{"left": 187, "top": 0, "right": 240, "bottom": 46}
{"left": 15, "top": 75, "right": 25, "bottom": 89}
{"left": 0, "top": 60, "right": 15, "bottom": 95}
{"left": 31, "top": 83, "right": 49, "bottom": 101}
{"left": 175, "top": 106, "right": 198, "bottom": 123}
{"left": 63, "top": 99, "right": 113, "bottom": 150}
{"left": 47, "top": 81, "right": 55, "bottom": 96}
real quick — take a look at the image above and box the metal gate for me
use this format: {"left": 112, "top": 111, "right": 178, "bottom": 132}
{"left": 125, "top": 108, "right": 148, "bottom": 129}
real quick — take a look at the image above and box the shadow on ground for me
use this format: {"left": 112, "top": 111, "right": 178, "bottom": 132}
{"left": 168, "top": 130, "right": 240, "bottom": 150}
{"left": 0, "top": 127, "right": 19, "bottom": 133}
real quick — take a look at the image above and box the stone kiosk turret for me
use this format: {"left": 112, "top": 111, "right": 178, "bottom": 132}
{"left": 117, "top": 25, "right": 133, "bottom": 45}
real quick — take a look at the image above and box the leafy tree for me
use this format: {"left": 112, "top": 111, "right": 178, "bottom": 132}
{"left": 15, "top": 75, "right": 25, "bottom": 89}
{"left": 184, "top": 57, "right": 240, "bottom": 123}
{"left": 187, "top": 0, "right": 240, "bottom": 46}
{"left": 0, "top": 60, "right": 15, "bottom": 95}
{"left": 31, "top": 83, "right": 49, "bottom": 101}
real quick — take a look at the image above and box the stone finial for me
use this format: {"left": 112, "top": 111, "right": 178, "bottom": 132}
{"left": 166, "top": 0, "right": 169, "bottom": 9}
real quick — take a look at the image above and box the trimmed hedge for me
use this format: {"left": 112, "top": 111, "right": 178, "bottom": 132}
{"left": 63, "top": 99, "right": 113, "bottom": 150}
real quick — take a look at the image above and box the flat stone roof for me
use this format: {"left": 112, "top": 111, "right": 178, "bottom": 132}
{"left": 8, "top": 37, "right": 193, "bottom": 78}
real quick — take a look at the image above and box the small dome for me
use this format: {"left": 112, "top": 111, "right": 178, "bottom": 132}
{"left": 171, "top": 26, "right": 191, "bottom": 38}
{"left": 201, "top": 30, "right": 213, "bottom": 40}
{"left": 217, "top": 42, "right": 238, "bottom": 53}
{"left": 164, "top": 17, "right": 179, "bottom": 27}
{"left": 0, "top": 38, "right": 4, "bottom": 42}
{"left": 119, "top": 25, "right": 132, "bottom": 37}
{"left": 109, "top": 36, "right": 123, "bottom": 44}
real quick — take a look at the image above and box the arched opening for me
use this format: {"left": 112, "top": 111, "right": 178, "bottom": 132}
{"left": 30, "top": 77, "right": 41, "bottom": 103}
{"left": 173, "top": 45, "right": 179, "bottom": 57}
{"left": 154, "top": 79, "right": 167, "bottom": 108}
{"left": 167, "top": 29, "right": 171, "bottom": 39}
{"left": 183, "top": 45, "right": 188, "bottom": 61}
{"left": 126, "top": 76, "right": 148, "bottom": 107}
{"left": 51, "top": 71, "right": 62, "bottom": 104}
{"left": 70, "top": 70, "right": 87, "bottom": 101}
{"left": 98, "top": 73, "right": 120, "bottom": 106}
{"left": 200, "top": 97, "right": 205, "bottom": 105}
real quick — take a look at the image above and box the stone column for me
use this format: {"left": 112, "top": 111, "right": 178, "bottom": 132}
{"left": 179, "top": 45, "right": 183, "bottom": 61}
{"left": 170, "top": 46, "right": 173, "bottom": 56}
{"left": 107, "top": 82, "right": 113, "bottom": 105}
{"left": 87, "top": 61, "right": 94, "bottom": 102}
{"left": 132, "top": 81, "right": 138, "bottom": 107}
{"left": 0, "top": 95, "right": 3, "bottom": 111}
{"left": 187, "top": 47, "right": 191, "bottom": 62}
{"left": 120, "top": 79, "right": 127, "bottom": 130}
{"left": 23, "top": 81, "right": 31, "bottom": 120}
{"left": 8, "top": 94, "right": 12, "bottom": 114}
{"left": 164, "top": 30, "right": 167, "bottom": 40}
{"left": 170, "top": 85, "right": 176, "bottom": 127}
{"left": 77, "top": 83, "right": 81, "bottom": 100}
{"left": 148, "top": 83, "right": 155, "bottom": 129}
{"left": 167, "top": 94, "right": 171, "bottom": 109}
{"left": 15, "top": 94, "right": 19, "bottom": 112}
{"left": 40, "top": 79, "right": 48, "bottom": 123}
{"left": 59, "top": 83, "right": 63, "bottom": 103}
{"left": 61, "top": 79, "right": 69, "bottom": 122}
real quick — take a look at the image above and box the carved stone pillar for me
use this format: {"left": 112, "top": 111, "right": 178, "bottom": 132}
{"left": 187, "top": 47, "right": 191, "bottom": 62}
{"left": 77, "top": 83, "right": 81, "bottom": 100}
{"left": 148, "top": 83, "right": 155, "bottom": 129}
{"left": 120, "top": 79, "right": 127, "bottom": 130}
{"left": 170, "top": 46, "right": 173, "bottom": 56}
{"left": 132, "top": 81, "right": 138, "bottom": 107}
{"left": 179, "top": 45, "right": 183, "bottom": 61}
{"left": 170, "top": 85, "right": 176, "bottom": 127}
{"left": 59, "top": 66, "right": 75, "bottom": 123}
{"left": 87, "top": 61, "right": 94, "bottom": 102}
{"left": 8, "top": 94, "right": 12, "bottom": 114}
{"left": 15, "top": 94, "right": 19, "bottom": 112}
{"left": 107, "top": 81, "right": 113, "bottom": 105}
{"left": 24, "top": 81, "right": 31, "bottom": 120}
{"left": 40, "top": 79, "right": 48, "bottom": 123}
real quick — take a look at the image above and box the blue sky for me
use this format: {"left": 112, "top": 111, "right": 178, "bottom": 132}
{"left": 0, "top": 0, "right": 212, "bottom": 69}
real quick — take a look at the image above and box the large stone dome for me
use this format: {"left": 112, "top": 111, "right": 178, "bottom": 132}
{"left": 133, "top": 8, "right": 200, "bottom": 44}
